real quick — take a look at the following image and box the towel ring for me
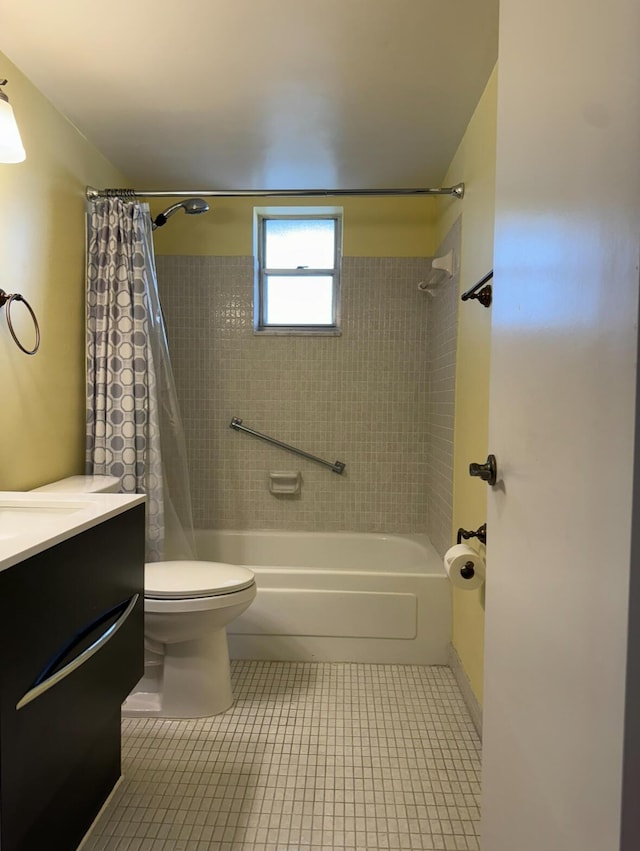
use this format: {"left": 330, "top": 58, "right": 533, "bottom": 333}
{"left": 0, "top": 289, "right": 41, "bottom": 355}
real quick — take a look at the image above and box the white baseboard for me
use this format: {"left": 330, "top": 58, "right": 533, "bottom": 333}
{"left": 448, "top": 642, "right": 483, "bottom": 739}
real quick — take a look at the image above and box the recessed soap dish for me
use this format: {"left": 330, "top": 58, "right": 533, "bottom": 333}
{"left": 269, "top": 471, "right": 302, "bottom": 495}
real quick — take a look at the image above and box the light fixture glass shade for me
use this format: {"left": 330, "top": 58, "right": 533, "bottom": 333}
{"left": 0, "top": 97, "right": 26, "bottom": 163}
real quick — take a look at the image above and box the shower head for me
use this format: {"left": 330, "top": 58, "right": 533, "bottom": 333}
{"left": 152, "top": 198, "right": 210, "bottom": 230}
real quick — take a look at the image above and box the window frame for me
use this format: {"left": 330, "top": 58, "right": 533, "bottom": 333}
{"left": 254, "top": 211, "right": 342, "bottom": 335}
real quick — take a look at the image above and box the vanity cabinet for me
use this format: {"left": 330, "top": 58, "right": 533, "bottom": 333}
{"left": 0, "top": 504, "right": 144, "bottom": 851}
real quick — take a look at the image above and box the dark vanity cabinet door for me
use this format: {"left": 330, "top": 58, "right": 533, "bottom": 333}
{"left": 0, "top": 505, "right": 144, "bottom": 851}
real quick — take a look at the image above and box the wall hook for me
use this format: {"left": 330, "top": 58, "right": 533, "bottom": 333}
{"left": 469, "top": 454, "right": 497, "bottom": 486}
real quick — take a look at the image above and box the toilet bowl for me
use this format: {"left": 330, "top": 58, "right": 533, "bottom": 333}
{"left": 32, "top": 476, "right": 256, "bottom": 718}
{"left": 131, "top": 560, "right": 256, "bottom": 718}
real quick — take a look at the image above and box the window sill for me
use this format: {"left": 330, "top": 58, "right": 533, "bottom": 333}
{"left": 254, "top": 327, "right": 342, "bottom": 337}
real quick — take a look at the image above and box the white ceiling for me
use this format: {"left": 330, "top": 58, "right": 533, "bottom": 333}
{"left": 1, "top": 0, "right": 498, "bottom": 190}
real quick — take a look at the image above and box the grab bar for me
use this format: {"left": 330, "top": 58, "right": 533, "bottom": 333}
{"left": 230, "top": 417, "right": 346, "bottom": 474}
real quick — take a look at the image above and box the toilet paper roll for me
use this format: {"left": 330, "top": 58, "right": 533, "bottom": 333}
{"left": 444, "top": 544, "right": 486, "bottom": 590}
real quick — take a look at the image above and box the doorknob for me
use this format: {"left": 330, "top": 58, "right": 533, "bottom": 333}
{"left": 469, "top": 454, "right": 497, "bottom": 486}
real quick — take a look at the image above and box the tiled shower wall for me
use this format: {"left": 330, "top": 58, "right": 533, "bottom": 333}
{"left": 156, "top": 253, "right": 457, "bottom": 540}
{"left": 425, "top": 217, "right": 461, "bottom": 555}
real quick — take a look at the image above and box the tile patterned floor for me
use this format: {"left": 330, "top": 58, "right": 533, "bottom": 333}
{"left": 82, "top": 662, "right": 481, "bottom": 850}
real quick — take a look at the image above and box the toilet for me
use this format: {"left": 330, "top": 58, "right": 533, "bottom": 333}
{"left": 32, "top": 476, "right": 256, "bottom": 718}
{"left": 134, "top": 560, "right": 255, "bottom": 717}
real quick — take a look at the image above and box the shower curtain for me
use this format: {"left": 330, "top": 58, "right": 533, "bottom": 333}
{"left": 86, "top": 198, "right": 196, "bottom": 561}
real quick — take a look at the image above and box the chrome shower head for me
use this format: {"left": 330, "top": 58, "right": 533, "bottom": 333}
{"left": 152, "top": 198, "right": 210, "bottom": 230}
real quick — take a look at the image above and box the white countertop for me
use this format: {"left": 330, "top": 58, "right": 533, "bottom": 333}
{"left": 0, "top": 492, "right": 145, "bottom": 573}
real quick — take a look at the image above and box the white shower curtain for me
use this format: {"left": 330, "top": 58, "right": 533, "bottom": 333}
{"left": 85, "top": 197, "right": 196, "bottom": 561}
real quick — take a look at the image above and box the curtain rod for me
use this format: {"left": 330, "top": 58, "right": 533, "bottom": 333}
{"left": 85, "top": 183, "right": 465, "bottom": 200}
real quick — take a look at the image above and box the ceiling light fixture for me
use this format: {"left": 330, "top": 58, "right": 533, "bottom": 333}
{"left": 0, "top": 79, "right": 26, "bottom": 163}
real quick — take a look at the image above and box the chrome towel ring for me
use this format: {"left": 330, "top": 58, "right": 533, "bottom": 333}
{"left": 0, "top": 289, "right": 40, "bottom": 355}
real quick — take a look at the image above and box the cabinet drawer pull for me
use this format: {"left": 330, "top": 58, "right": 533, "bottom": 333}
{"left": 16, "top": 593, "right": 139, "bottom": 710}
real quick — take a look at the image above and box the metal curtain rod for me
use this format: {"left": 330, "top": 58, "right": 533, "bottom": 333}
{"left": 86, "top": 183, "right": 465, "bottom": 200}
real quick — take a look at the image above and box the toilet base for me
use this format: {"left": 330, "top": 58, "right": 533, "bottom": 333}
{"left": 121, "top": 689, "right": 163, "bottom": 716}
{"left": 122, "top": 628, "right": 234, "bottom": 719}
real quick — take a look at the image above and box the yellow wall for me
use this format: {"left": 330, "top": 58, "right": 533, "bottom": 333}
{"left": 152, "top": 195, "right": 437, "bottom": 257}
{"left": 0, "top": 52, "right": 128, "bottom": 490}
{"left": 436, "top": 66, "right": 498, "bottom": 705}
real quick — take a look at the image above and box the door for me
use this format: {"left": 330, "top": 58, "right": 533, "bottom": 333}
{"left": 481, "top": 2, "right": 640, "bottom": 850}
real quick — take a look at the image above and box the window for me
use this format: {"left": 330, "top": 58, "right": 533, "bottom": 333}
{"left": 254, "top": 211, "right": 342, "bottom": 334}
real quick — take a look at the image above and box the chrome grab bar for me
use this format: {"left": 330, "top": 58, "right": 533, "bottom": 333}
{"left": 230, "top": 417, "right": 346, "bottom": 475}
{"left": 16, "top": 593, "right": 139, "bottom": 710}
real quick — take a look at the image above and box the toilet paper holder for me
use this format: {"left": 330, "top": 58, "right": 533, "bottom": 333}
{"left": 456, "top": 523, "right": 487, "bottom": 546}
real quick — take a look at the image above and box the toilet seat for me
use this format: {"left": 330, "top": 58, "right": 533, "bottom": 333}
{"left": 145, "top": 560, "right": 255, "bottom": 600}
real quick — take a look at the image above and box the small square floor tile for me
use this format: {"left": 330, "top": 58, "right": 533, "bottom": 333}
{"left": 81, "top": 663, "right": 481, "bottom": 850}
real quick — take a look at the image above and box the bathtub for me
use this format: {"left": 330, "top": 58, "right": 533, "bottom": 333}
{"left": 195, "top": 530, "right": 451, "bottom": 664}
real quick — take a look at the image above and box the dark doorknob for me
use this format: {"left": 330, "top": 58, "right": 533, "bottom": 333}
{"left": 469, "top": 454, "right": 497, "bottom": 486}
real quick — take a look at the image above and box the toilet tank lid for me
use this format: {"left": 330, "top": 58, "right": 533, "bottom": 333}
{"left": 145, "top": 560, "right": 255, "bottom": 598}
{"left": 31, "top": 475, "right": 121, "bottom": 494}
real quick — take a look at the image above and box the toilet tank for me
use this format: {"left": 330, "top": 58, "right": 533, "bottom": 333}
{"left": 31, "top": 475, "right": 121, "bottom": 494}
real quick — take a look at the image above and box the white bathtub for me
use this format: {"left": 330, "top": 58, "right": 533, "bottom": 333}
{"left": 195, "top": 530, "right": 451, "bottom": 664}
